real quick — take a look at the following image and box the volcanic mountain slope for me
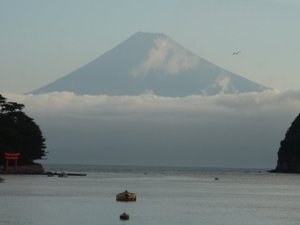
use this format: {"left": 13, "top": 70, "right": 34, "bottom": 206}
{"left": 31, "top": 32, "right": 268, "bottom": 96}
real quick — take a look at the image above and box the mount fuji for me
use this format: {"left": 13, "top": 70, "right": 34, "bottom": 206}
{"left": 31, "top": 32, "right": 268, "bottom": 96}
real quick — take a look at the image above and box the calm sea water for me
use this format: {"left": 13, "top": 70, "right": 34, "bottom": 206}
{"left": 1, "top": 165, "right": 300, "bottom": 225}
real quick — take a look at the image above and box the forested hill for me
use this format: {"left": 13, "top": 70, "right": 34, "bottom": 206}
{"left": 0, "top": 94, "right": 46, "bottom": 171}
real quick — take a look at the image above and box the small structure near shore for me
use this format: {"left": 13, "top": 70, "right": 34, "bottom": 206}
{"left": 4, "top": 153, "right": 20, "bottom": 173}
{"left": 116, "top": 190, "right": 137, "bottom": 202}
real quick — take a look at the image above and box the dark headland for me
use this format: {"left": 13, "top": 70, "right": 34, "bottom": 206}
{"left": 0, "top": 94, "right": 46, "bottom": 174}
{"left": 271, "top": 113, "right": 300, "bottom": 173}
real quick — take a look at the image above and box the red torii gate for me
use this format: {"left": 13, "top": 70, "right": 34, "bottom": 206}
{"left": 4, "top": 153, "right": 20, "bottom": 173}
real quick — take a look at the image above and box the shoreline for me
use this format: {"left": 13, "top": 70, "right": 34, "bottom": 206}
{"left": 0, "top": 163, "right": 44, "bottom": 175}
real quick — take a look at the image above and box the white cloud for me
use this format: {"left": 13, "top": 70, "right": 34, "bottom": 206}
{"left": 4, "top": 90, "right": 300, "bottom": 118}
{"left": 3, "top": 90, "right": 300, "bottom": 167}
{"left": 130, "top": 38, "right": 200, "bottom": 77}
{"left": 216, "top": 75, "right": 231, "bottom": 92}
{"left": 202, "top": 74, "right": 238, "bottom": 95}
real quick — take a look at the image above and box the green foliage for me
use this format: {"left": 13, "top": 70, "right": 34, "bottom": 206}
{"left": 0, "top": 94, "right": 46, "bottom": 165}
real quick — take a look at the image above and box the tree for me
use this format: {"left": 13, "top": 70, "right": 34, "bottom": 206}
{"left": 0, "top": 94, "right": 46, "bottom": 165}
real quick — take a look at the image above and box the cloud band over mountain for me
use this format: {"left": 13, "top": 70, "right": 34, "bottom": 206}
{"left": 5, "top": 90, "right": 300, "bottom": 168}
{"left": 8, "top": 90, "right": 300, "bottom": 116}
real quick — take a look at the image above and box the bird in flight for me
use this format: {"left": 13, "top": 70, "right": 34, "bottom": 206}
{"left": 233, "top": 51, "right": 241, "bottom": 55}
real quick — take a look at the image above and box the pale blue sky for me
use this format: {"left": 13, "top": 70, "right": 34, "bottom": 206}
{"left": 1, "top": 0, "right": 300, "bottom": 93}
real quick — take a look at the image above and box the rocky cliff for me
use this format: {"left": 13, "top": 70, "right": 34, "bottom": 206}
{"left": 274, "top": 113, "right": 300, "bottom": 173}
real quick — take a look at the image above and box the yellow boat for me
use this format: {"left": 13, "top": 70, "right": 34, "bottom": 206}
{"left": 116, "top": 190, "right": 137, "bottom": 202}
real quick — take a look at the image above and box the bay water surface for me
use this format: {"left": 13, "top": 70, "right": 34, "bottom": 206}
{"left": 1, "top": 165, "right": 300, "bottom": 225}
